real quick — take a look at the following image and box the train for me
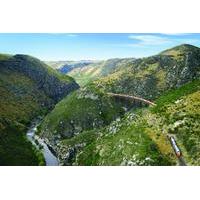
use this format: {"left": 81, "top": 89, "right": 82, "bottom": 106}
{"left": 168, "top": 135, "right": 182, "bottom": 158}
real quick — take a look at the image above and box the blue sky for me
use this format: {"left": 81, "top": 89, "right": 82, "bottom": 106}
{"left": 0, "top": 33, "right": 200, "bottom": 60}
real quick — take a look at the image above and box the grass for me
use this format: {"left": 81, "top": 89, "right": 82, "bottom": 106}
{"left": 0, "top": 54, "right": 12, "bottom": 61}
{"left": 0, "top": 124, "right": 45, "bottom": 166}
{"left": 90, "top": 120, "right": 172, "bottom": 166}
{"left": 57, "top": 110, "right": 174, "bottom": 166}
{"left": 68, "top": 71, "right": 96, "bottom": 86}
{"left": 0, "top": 74, "right": 48, "bottom": 165}
{"left": 147, "top": 79, "right": 200, "bottom": 165}
{"left": 152, "top": 80, "right": 200, "bottom": 113}
{"left": 0, "top": 67, "right": 53, "bottom": 127}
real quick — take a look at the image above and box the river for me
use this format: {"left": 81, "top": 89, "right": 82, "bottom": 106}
{"left": 26, "top": 121, "right": 59, "bottom": 166}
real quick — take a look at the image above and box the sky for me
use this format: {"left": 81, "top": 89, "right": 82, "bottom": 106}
{"left": 0, "top": 33, "right": 200, "bottom": 61}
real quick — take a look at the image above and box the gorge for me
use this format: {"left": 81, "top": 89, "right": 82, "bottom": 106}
{"left": 0, "top": 44, "right": 199, "bottom": 166}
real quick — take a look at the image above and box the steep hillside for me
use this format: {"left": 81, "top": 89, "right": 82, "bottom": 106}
{"left": 38, "top": 44, "right": 200, "bottom": 165}
{"left": 6, "top": 55, "right": 79, "bottom": 102}
{"left": 95, "top": 44, "right": 200, "bottom": 100}
{"left": 38, "top": 83, "right": 124, "bottom": 142}
{"left": 0, "top": 54, "right": 79, "bottom": 165}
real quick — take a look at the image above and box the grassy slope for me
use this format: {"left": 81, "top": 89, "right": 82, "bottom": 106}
{"left": 57, "top": 110, "right": 173, "bottom": 166}
{"left": 0, "top": 67, "right": 49, "bottom": 165}
{"left": 68, "top": 66, "right": 98, "bottom": 86}
{"left": 149, "top": 80, "right": 200, "bottom": 165}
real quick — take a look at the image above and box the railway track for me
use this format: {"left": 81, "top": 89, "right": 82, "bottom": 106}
{"left": 178, "top": 157, "right": 187, "bottom": 166}
{"left": 107, "top": 92, "right": 156, "bottom": 106}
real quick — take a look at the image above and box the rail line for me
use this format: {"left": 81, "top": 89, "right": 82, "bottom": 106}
{"left": 107, "top": 92, "right": 156, "bottom": 106}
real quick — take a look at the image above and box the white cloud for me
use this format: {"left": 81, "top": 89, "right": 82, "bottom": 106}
{"left": 46, "top": 33, "right": 78, "bottom": 37}
{"left": 162, "top": 33, "right": 188, "bottom": 36}
{"left": 67, "top": 34, "right": 78, "bottom": 37}
{"left": 128, "top": 34, "right": 171, "bottom": 46}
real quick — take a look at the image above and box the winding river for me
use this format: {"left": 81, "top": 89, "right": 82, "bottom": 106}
{"left": 26, "top": 121, "right": 59, "bottom": 166}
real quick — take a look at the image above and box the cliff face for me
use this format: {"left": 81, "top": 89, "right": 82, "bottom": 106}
{"left": 0, "top": 54, "right": 79, "bottom": 166}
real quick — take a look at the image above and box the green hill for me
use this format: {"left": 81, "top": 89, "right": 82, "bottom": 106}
{"left": 38, "top": 44, "right": 200, "bottom": 165}
{"left": 95, "top": 44, "right": 200, "bottom": 100}
{"left": 0, "top": 54, "right": 79, "bottom": 165}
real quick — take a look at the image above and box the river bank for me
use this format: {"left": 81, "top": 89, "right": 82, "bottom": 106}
{"left": 26, "top": 120, "right": 59, "bottom": 166}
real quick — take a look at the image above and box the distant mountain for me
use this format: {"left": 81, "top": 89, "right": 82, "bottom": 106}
{"left": 59, "top": 60, "right": 95, "bottom": 74}
{"left": 45, "top": 60, "right": 95, "bottom": 70}
{"left": 46, "top": 58, "right": 136, "bottom": 86}
{"left": 67, "top": 58, "right": 136, "bottom": 86}
{"left": 45, "top": 61, "right": 70, "bottom": 69}
{"left": 0, "top": 54, "right": 79, "bottom": 165}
